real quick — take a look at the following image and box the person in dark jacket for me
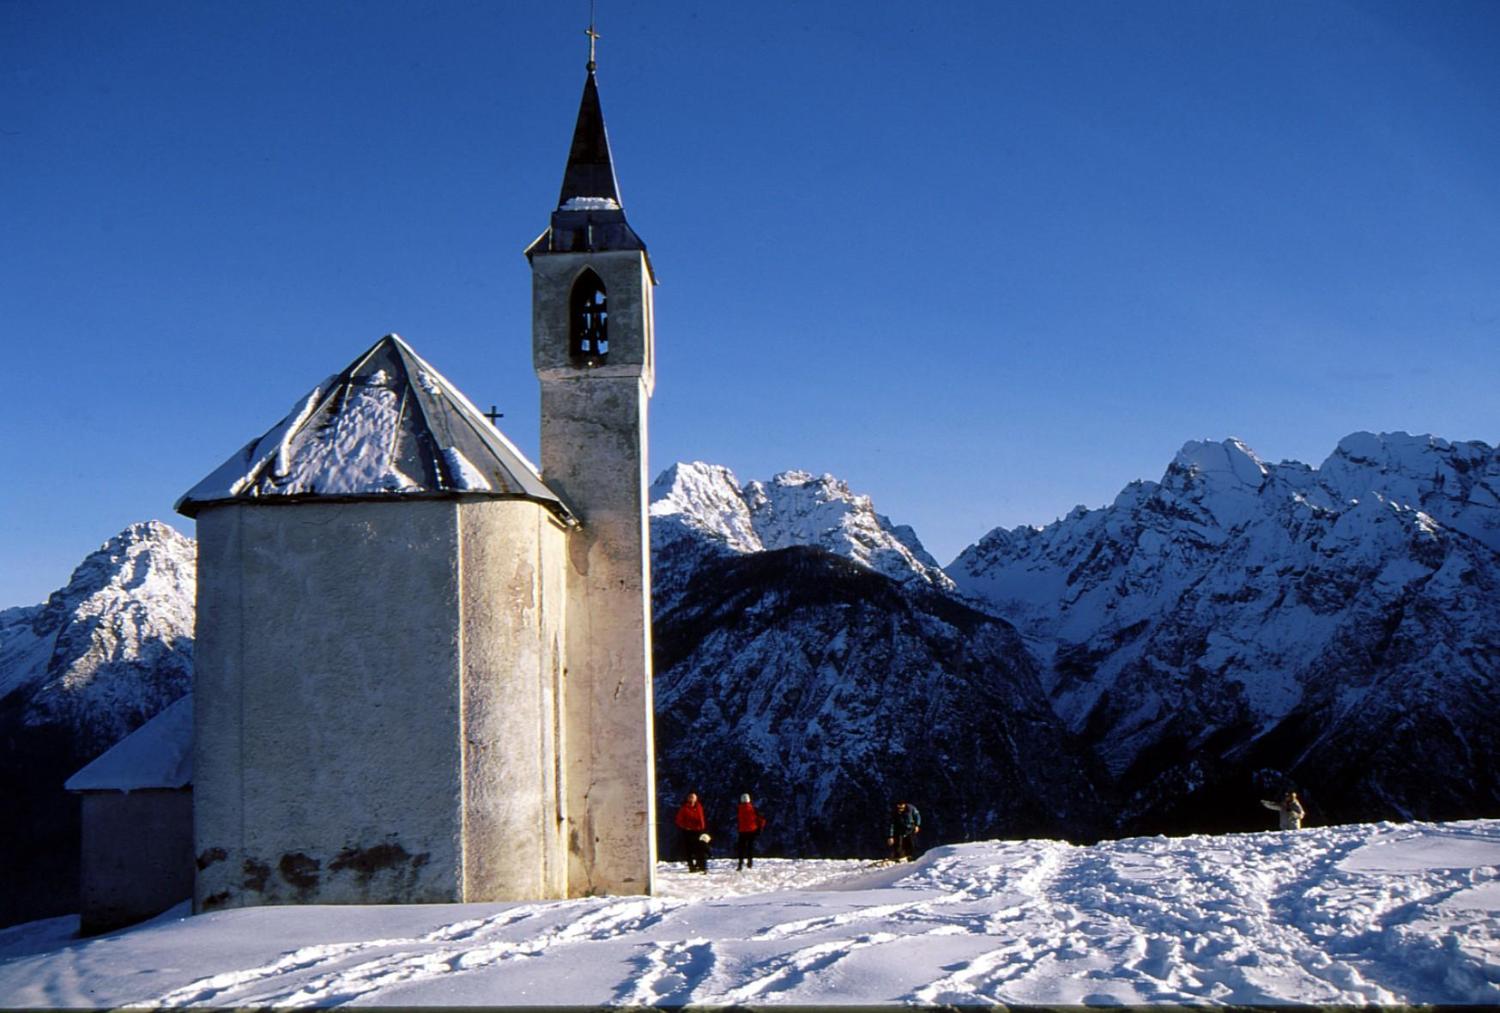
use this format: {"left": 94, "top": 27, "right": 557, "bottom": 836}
{"left": 675, "top": 793, "right": 707, "bottom": 870}
{"left": 690, "top": 833, "right": 712, "bottom": 874}
{"left": 887, "top": 800, "right": 921, "bottom": 861}
{"left": 736, "top": 793, "right": 767, "bottom": 870}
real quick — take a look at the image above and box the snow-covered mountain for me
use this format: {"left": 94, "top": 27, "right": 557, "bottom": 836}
{"left": 648, "top": 465, "right": 1084, "bottom": 855}
{"left": 2, "top": 521, "right": 196, "bottom": 742}
{"left": 650, "top": 463, "right": 954, "bottom": 609}
{"left": 0, "top": 521, "right": 196, "bottom": 928}
{"left": 949, "top": 432, "right": 1500, "bottom": 831}
{"left": 652, "top": 545, "right": 1103, "bottom": 857}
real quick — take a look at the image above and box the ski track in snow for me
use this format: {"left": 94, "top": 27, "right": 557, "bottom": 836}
{"left": 138, "top": 899, "right": 678, "bottom": 1008}
{"left": 3, "top": 821, "right": 1497, "bottom": 1007}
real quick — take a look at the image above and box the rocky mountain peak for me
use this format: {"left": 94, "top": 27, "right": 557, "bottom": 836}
{"left": 1159, "top": 438, "right": 1271, "bottom": 530}
{"left": 949, "top": 431, "right": 1500, "bottom": 830}
{"left": 649, "top": 461, "right": 760, "bottom": 554}
{"left": 40, "top": 521, "right": 193, "bottom": 620}
{"left": 1167, "top": 437, "right": 1268, "bottom": 491}
{"left": 1317, "top": 431, "right": 1500, "bottom": 551}
{"left": 8, "top": 521, "right": 196, "bottom": 742}
{"left": 650, "top": 462, "right": 954, "bottom": 596}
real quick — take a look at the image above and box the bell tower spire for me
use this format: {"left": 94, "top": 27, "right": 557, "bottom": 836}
{"left": 525, "top": 18, "right": 657, "bottom": 898}
{"left": 532, "top": 19, "right": 650, "bottom": 264}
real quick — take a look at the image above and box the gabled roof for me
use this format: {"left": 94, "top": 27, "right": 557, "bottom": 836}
{"left": 66, "top": 695, "right": 193, "bottom": 792}
{"left": 176, "top": 334, "right": 574, "bottom": 523}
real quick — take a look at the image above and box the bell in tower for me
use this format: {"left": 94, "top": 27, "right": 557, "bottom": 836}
{"left": 569, "top": 268, "right": 609, "bottom": 366}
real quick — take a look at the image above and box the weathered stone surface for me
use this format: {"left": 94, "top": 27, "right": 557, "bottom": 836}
{"left": 533, "top": 248, "right": 657, "bottom": 896}
{"left": 193, "top": 499, "right": 569, "bottom": 909}
{"left": 458, "top": 501, "right": 570, "bottom": 900}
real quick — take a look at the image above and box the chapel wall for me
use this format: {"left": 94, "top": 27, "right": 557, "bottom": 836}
{"left": 457, "top": 499, "right": 570, "bottom": 900}
{"left": 193, "top": 501, "right": 466, "bottom": 909}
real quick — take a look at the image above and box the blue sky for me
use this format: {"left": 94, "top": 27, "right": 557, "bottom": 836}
{"left": 2, "top": 1, "right": 1497, "bottom": 608}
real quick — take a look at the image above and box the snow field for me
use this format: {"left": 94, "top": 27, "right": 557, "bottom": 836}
{"left": 0, "top": 819, "right": 1495, "bottom": 1007}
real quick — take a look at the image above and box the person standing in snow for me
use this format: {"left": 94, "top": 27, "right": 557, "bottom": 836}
{"left": 675, "top": 792, "right": 707, "bottom": 869}
{"left": 1261, "top": 790, "right": 1305, "bottom": 830}
{"left": 887, "top": 799, "right": 921, "bottom": 861}
{"left": 690, "top": 833, "right": 712, "bottom": 874}
{"left": 735, "top": 793, "right": 767, "bottom": 870}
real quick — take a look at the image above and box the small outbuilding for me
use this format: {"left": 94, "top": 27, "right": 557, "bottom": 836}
{"left": 65, "top": 695, "right": 194, "bottom": 935}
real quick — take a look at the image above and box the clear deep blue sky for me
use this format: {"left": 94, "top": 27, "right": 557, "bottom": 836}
{"left": 3, "top": 1, "right": 1497, "bottom": 607}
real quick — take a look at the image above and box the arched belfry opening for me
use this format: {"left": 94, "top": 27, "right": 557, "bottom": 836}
{"left": 569, "top": 269, "right": 608, "bottom": 365}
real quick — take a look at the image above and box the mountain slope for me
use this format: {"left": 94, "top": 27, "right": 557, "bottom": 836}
{"left": 652, "top": 545, "right": 1103, "bottom": 857}
{"left": 650, "top": 462, "right": 953, "bottom": 610}
{"left": 0, "top": 521, "right": 196, "bottom": 927}
{"left": 949, "top": 432, "right": 1500, "bottom": 832}
{"left": 648, "top": 464, "right": 1098, "bottom": 856}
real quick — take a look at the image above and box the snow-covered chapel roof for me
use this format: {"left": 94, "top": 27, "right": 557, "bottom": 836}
{"left": 176, "top": 334, "right": 574, "bottom": 522}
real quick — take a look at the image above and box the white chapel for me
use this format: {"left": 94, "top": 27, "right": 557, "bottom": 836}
{"left": 176, "top": 52, "right": 657, "bottom": 908}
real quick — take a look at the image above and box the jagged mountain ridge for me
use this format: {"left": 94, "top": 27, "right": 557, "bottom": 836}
{"left": 649, "top": 462, "right": 954, "bottom": 610}
{"left": 649, "top": 463, "right": 1111, "bottom": 854}
{"left": 949, "top": 431, "right": 1500, "bottom": 830}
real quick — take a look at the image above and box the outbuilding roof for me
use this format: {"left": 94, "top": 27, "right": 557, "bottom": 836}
{"left": 176, "top": 334, "right": 574, "bottom": 522}
{"left": 66, "top": 695, "right": 193, "bottom": 793}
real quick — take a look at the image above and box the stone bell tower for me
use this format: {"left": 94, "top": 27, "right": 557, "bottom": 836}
{"left": 526, "top": 49, "right": 657, "bottom": 896}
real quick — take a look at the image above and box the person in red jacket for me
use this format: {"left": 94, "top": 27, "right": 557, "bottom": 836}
{"left": 674, "top": 792, "right": 707, "bottom": 870}
{"left": 735, "top": 793, "right": 767, "bottom": 870}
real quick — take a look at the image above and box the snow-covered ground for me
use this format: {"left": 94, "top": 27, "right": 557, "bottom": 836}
{"left": 2, "top": 820, "right": 1496, "bottom": 1007}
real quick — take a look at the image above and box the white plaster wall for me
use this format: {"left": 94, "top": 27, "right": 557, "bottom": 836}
{"left": 533, "top": 248, "right": 658, "bottom": 896}
{"left": 458, "top": 500, "right": 570, "bottom": 900}
{"left": 193, "top": 498, "right": 568, "bottom": 909}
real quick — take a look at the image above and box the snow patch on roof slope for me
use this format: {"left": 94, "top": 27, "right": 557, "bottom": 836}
{"left": 65, "top": 693, "right": 192, "bottom": 792}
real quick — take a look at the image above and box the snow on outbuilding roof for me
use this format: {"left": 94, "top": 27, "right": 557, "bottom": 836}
{"left": 65, "top": 694, "right": 193, "bottom": 792}
{"left": 176, "top": 334, "right": 574, "bottom": 522}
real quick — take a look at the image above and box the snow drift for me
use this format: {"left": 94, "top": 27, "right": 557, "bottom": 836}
{"left": 1, "top": 818, "right": 1496, "bottom": 1007}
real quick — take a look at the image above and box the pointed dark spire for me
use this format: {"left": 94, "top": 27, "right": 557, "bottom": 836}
{"left": 526, "top": 63, "right": 650, "bottom": 266}
{"left": 523, "top": 14, "right": 651, "bottom": 270}
{"left": 557, "top": 70, "right": 622, "bottom": 209}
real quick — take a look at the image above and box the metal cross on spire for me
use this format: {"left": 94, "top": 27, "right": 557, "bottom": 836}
{"left": 585, "top": 1, "right": 600, "bottom": 72}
